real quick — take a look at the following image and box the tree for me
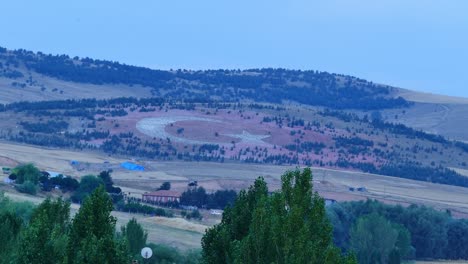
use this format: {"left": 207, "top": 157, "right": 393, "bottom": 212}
{"left": 98, "top": 170, "right": 122, "bottom": 203}
{"left": 0, "top": 192, "right": 35, "bottom": 222}
{"left": 201, "top": 168, "right": 356, "bottom": 264}
{"left": 16, "top": 180, "right": 37, "bottom": 195}
{"left": 50, "top": 175, "right": 79, "bottom": 192}
{"left": 370, "top": 111, "right": 383, "bottom": 122}
{"left": 121, "top": 218, "right": 147, "bottom": 257}
{"left": 351, "top": 213, "right": 396, "bottom": 264}
{"left": 16, "top": 198, "right": 70, "bottom": 264}
{"left": 98, "top": 170, "right": 114, "bottom": 192}
{"left": 446, "top": 220, "right": 468, "bottom": 259}
{"left": 395, "top": 204, "right": 448, "bottom": 259}
{"left": 181, "top": 187, "right": 207, "bottom": 208}
{"left": 71, "top": 175, "right": 104, "bottom": 203}
{"left": 157, "top": 181, "right": 171, "bottom": 191}
{"left": 13, "top": 164, "right": 41, "bottom": 184}
{"left": 67, "top": 186, "right": 128, "bottom": 264}
{"left": 350, "top": 213, "right": 411, "bottom": 264}
{"left": 206, "top": 190, "right": 237, "bottom": 209}
{"left": 0, "top": 212, "right": 23, "bottom": 263}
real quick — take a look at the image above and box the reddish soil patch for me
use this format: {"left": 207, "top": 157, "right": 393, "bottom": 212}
{"left": 90, "top": 107, "right": 384, "bottom": 168}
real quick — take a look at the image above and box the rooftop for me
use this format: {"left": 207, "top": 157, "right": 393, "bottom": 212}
{"left": 143, "top": 190, "right": 181, "bottom": 197}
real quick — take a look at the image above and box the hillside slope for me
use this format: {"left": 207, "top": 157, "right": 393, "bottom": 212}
{"left": 0, "top": 47, "right": 408, "bottom": 110}
{"left": 2, "top": 47, "right": 468, "bottom": 141}
{"left": 1, "top": 46, "right": 468, "bottom": 189}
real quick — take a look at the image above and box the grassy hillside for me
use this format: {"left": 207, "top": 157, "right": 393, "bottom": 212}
{"left": 1, "top": 46, "right": 468, "bottom": 189}
{"left": 0, "top": 97, "right": 468, "bottom": 189}
{"left": 365, "top": 88, "right": 468, "bottom": 142}
{"left": 0, "top": 47, "right": 408, "bottom": 110}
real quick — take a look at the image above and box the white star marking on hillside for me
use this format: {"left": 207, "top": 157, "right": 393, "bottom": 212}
{"left": 225, "top": 130, "right": 270, "bottom": 145}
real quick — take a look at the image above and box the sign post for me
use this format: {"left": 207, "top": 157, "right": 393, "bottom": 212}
{"left": 141, "top": 247, "right": 153, "bottom": 264}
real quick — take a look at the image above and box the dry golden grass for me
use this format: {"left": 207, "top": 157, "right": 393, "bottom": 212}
{"left": 384, "top": 89, "right": 468, "bottom": 141}
{"left": 0, "top": 74, "right": 153, "bottom": 104}
{"left": 145, "top": 216, "right": 208, "bottom": 234}
{"left": 397, "top": 88, "right": 468, "bottom": 104}
{"left": 2, "top": 141, "right": 468, "bottom": 216}
{"left": 3, "top": 141, "right": 468, "bottom": 249}
{"left": 1, "top": 185, "right": 203, "bottom": 250}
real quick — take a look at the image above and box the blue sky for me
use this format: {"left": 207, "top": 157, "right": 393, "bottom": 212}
{"left": 1, "top": 0, "right": 467, "bottom": 97}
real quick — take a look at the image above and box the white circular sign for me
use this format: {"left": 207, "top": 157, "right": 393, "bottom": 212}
{"left": 141, "top": 247, "right": 153, "bottom": 259}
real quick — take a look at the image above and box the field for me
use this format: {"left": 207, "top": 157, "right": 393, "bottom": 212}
{"left": 389, "top": 89, "right": 468, "bottom": 141}
{"left": 2, "top": 140, "right": 468, "bottom": 250}
{"left": 0, "top": 72, "right": 153, "bottom": 104}
{"left": 2, "top": 190, "right": 207, "bottom": 250}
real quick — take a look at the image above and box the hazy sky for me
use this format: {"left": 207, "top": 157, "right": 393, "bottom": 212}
{"left": 1, "top": 1, "right": 467, "bottom": 97}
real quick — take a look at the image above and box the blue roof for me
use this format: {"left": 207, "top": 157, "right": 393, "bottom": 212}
{"left": 120, "top": 162, "right": 145, "bottom": 171}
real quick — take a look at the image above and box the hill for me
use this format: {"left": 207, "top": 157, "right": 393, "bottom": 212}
{"left": 382, "top": 89, "right": 468, "bottom": 142}
{"left": 2, "top": 46, "right": 468, "bottom": 142}
{"left": 0, "top": 47, "right": 408, "bottom": 110}
{"left": 1, "top": 46, "right": 468, "bottom": 189}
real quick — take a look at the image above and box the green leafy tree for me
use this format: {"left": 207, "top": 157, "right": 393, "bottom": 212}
{"left": 13, "top": 163, "right": 41, "bottom": 184}
{"left": 16, "top": 198, "right": 70, "bottom": 264}
{"left": 121, "top": 218, "right": 147, "bottom": 257}
{"left": 201, "top": 168, "right": 356, "bottom": 264}
{"left": 181, "top": 186, "right": 208, "bottom": 207}
{"left": 99, "top": 170, "right": 122, "bottom": 193}
{"left": 350, "top": 213, "right": 411, "bottom": 264}
{"left": 71, "top": 175, "right": 104, "bottom": 203}
{"left": 158, "top": 181, "right": 171, "bottom": 190}
{"left": 350, "top": 213, "right": 396, "bottom": 264}
{"left": 16, "top": 180, "right": 37, "bottom": 195}
{"left": 0, "top": 192, "right": 35, "bottom": 221}
{"left": 67, "top": 186, "right": 128, "bottom": 264}
{"left": 446, "top": 220, "right": 468, "bottom": 259}
{"left": 0, "top": 212, "right": 23, "bottom": 263}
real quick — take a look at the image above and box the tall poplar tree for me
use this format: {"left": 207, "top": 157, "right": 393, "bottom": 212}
{"left": 16, "top": 198, "right": 70, "bottom": 264}
{"left": 67, "top": 186, "right": 128, "bottom": 264}
{"left": 202, "top": 168, "right": 356, "bottom": 264}
{"left": 121, "top": 218, "right": 148, "bottom": 257}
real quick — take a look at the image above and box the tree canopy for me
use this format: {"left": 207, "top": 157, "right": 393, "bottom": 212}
{"left": 201, "top": 168, "right": 356, "bottom": 264}
{"left": 16, "top": 198, "right": 70, "bottom": 264}
{"left": 70, "top": 175, "right": 104, "bottom": 203}
{"left": 67, "top": 186, "right": 127, "bottom": 264}
{"left": 13, "top": 163, "right": 41, "bottom": 184}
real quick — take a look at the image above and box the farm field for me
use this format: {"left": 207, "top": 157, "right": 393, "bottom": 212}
{"left": 2, "top": 139, "right": 468, "bottom": 223}
{"left": 1, "top": 186, "right": 208, "bottom": 250}
{"left": 384, "top": 88, "right": 468, "bottom": 141}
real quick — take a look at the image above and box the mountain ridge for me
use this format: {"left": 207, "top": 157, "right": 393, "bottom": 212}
{"left": 0, "top": 46, "right": 409, "bottom": 110}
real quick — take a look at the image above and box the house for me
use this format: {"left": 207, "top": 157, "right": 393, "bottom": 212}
{"left": 41, "top": 171, "right": 62, "bottom": 178}
{"left": 142, "top": 190, "right": 181, "bottom": 203}
{"left": 46, "top": 171, "right": 62, "bottom": 178}
{"left": 210, "top": 209, "right": 223, "bottom": 215}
